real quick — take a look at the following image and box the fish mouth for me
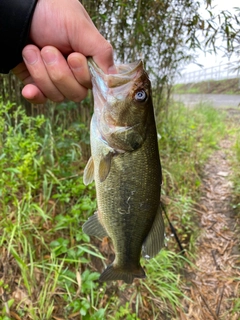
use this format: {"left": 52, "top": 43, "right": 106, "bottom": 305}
{"left": 88, "top": 58, "right": 144, "bottom": 92}
{"left": 88, "top": 58, "right": 151, "bottom": 149}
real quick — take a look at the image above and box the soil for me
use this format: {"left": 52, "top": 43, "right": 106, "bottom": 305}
{"left": 178, "top": 119, "right": 240, "bottom": 318}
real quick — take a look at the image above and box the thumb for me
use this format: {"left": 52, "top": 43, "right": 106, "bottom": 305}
{"left": 90, "top": 35, "right": 117, "bottom": 74}
{"left": 70, "top": 18, "right": 117, "bottom": 74}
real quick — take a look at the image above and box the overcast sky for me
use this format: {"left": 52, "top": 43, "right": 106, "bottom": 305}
{"left": 185, "top": 0, "right": 239, "bottom": 72}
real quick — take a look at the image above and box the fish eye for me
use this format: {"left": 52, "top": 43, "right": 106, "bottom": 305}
{"left": 134, "top": 89, "right": 147, "bottom": 102}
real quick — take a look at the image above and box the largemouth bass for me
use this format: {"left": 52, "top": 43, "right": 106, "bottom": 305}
{"left": 83, "top": 58, "right": 164, "bottom": 284}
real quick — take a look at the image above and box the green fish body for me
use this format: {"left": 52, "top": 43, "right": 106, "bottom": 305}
{"left": 83, "top": 59, "right": 164, "bottom": 284}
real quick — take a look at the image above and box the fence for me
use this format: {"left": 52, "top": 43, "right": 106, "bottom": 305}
{"left": 175, "top": 62, "right": 240, "bottom": 84}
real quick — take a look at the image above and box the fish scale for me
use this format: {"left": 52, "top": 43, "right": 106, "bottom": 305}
{"left": 83, "top": 58, "right": 165, "bottom": 284}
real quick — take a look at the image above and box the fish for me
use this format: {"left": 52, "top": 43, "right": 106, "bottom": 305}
{"left": 82, "top": 58, "right": 164, "bottom": 284}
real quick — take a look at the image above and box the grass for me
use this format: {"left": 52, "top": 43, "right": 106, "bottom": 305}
{"left": 173, "top": 84, "right": 200, "bottom": 94}
{"left": 232, "top": 130, "right": 240, "bottom": 205}
{"left": 159, "top": 102, "right": 226, "bottom": 189}
{"left": 157, "top": 102, "right": 227, "bottom": 249}
{"left": 173, "top": 77, "right": 240, "bottom": 95}
{"left": 0, "top": 98, "right": 230, "bottom": 319}
{"left": 230, "top": 129, "right": 240, "bottom": 302}
{"left": 0, "top": 101, "right": 103, "bottom": 319}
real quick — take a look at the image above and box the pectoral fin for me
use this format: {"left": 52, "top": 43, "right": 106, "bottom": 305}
{"left": 142, "top": 205, "right": 165, "bottom": 259}
{"left": 99, "top": 152, "right": 113, "bottom": 182}
{"left": 82, "top": 212, "right": 109, "bottom": 239}
{"left": 83, "top": 156, "right": 94, "bottom": 185}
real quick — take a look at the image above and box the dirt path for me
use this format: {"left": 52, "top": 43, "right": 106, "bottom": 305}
{"left": 181, "top": 138, "right": 240, "bottom": 319}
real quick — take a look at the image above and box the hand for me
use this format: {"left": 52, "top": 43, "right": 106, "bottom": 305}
{"left": 13, "top": 47, "right": 93, "bottom": 103}
{"left": 12, "top": 0, "right": 116, "bottom": 104}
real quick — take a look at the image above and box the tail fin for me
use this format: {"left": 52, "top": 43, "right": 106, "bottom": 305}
{"left": 99, "top": 264, "right": 146, "bottom": 284}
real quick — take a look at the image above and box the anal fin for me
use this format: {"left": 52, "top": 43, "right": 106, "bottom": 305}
{"left": 82, "top": 212, "right": 108, "bottom": 239}
{"left": 142, "top": 205, "right": 165, "bottom": 259}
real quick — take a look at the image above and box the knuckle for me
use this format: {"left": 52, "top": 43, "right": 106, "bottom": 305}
{"left": 102, "top": 43, "right": 114, "bottom": 57}
{"left": 50, "top": 71, "right": 65, "bottom": 83}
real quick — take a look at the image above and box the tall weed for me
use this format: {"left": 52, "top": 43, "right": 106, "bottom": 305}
{"left": 0, "top": 99, "right": 227, "bottom": 319}
{"left": 157, "top": 102, "right": 226, "bottom": 249}
{"left": 159, "top": 103, "right": 226, "bottom": 195}
{"left": 0, "top": 101, "right": 103, "bottom": 318}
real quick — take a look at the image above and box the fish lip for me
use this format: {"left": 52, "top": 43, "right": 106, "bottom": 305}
{"left": 88, "top": 58, "right": 144, "bottom": 88}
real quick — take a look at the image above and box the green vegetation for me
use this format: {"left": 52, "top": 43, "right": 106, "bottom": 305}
{"left": 231, "top": 128, "right": 240, "bottom": 256}
{"left": 173, "top": 78, "right": 240, "bottom": 95}
{"left": 158, "top": 103, "right": 227, "bottom": 249}
{"left": 222, "top": 119, "right": 240, "bottom": 316}
{"left": 0, "top": 97, "right": 231, "bottom": 319}
{"left": 0, "top": 1, "right": 239, "bottom": 318}
{"left": 233, "top": 132, "right": 240, "bottom": 195}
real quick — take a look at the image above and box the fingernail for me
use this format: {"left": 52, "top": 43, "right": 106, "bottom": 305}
{"left": 23, "top": 49, "right": 38, "bottom": 65}
{"left": 108, "top": 65, "right": 117, "bottom": 74}
{"left": 42, "top": 49, "right": 57, "bottom": 65}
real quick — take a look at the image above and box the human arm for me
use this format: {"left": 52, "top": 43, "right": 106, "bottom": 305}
{"left": 0, "top": 0, "right": 116, "bottom": 103}
{"left": 0, "top": 0, "right": 37, "bottom": 73}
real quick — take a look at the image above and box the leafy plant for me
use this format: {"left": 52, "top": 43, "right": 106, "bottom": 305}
{"left": 0, "top": 98, "right": 236, "bottom": 319}
{"left": 0, "top": 100, "right": 102, "bottom": 318}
